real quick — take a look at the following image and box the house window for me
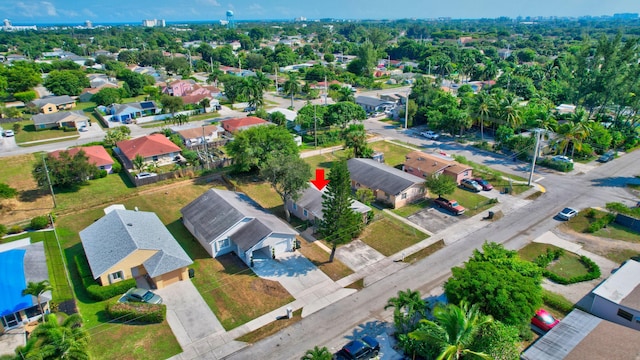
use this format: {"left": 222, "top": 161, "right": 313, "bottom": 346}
{"left": 293, "top": 203, "right": 297, "bottom": 210}
{"left": 303, "top": 209, "right": 308, "bottom": 217}
{"left": 109, "top": 271, "right": 124, "bottom": 283}
{"left": 617, "top": 308, "right": 633, "bottom": 321}
{"left": 47, "top": 107, "right": 53, "bottom": 112}
{"left": 401, "top": 193, "right": 407, "bottom": 200}
{"left": 464, "top": 171, "right": 469, "bottom": 176}
{"left": 99, "top": 166, "right": 105, "bottom": 170}
{"left": 152, "top": 155, "right": 159, "bottom": 162}
{"left": 217, "top": 238, "right": 230, "bottom": 250}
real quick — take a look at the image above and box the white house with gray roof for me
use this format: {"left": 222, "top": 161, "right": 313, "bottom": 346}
{"left": 181, "top": 189, "right": 298, "bottom": 265}
{"left": 589, "top": 259, "right": 640, "bottom": 331}
{"left": 287, "top": 185, "right": 371, "bottom": 229}
{"left": 347, "top": 158, "right": 426, "bottom": 209}
{"left": 79, "top": 208, "right": 193, "bottom": 289}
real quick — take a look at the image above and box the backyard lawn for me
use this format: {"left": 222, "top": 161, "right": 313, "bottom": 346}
{"left": 359, "top": 214, "right": 428, "bottom": 256}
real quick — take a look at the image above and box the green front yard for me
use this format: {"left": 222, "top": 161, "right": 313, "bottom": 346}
{"left": 518, "top": 243, "right": 591, "bottom": 280}
{"left": 359, "top": 213, "right": 428, "bottom": 256}
{"left": 563, "top": 208, "right": 640, "bottom": 243}
{"left": 12, "top": 121, "right": 79, "bottom": 143}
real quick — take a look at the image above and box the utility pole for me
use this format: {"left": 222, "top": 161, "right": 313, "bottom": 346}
{"left": 324, "top": 75, "right": 328, "bottom": 105}
{"left": 275, "top": 66, "right": 278, "bottom": 94}
{"left": 528, "top": 129, "right": 542, "bottom": 186}
{"left": 42, "top": 154, "right": 57, "bottom": 208}
{"left": 202, "top": 125, "right": 210, "bottom": 170}
{"left": 404, "top": 90, "right": 410, "bottom": 129}
{"left": 314, "top": 104, "right": 317, "bottom": 148}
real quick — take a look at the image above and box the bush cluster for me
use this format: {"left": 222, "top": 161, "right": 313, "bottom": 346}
{"left": 537, "top": 158, "right": 574, "bottom": 172}
{"left": 533, "top": 248, "right": 564, "bottom": 268}
{"left": 606, "top": 202, "right": 640, "bottom": 218}
{"left": 105, "top": 301, "right": 166, "bottom": 324}
{"left": 30, "top": 215, "right": 50, "bottom": 230}
{"left": 74, "top": 255, "right": 136, "bottom": 300}
{"left": 587, "top": 213, "right": 615, "bottom": 233}
{"left": 543, "top": 256, "right": 601, "bottom": 285}
{"left": 542, "top": 291, "right": 574, "bottom": 314}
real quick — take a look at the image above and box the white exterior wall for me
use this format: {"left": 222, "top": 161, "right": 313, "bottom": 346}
{"left": 591, "top": 296, "right": 640, "bottom": 331}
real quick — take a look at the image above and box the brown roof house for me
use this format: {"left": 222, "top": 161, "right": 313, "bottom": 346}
{"left": 28, "top": 96, "right": 76, "bottom": 114}
{"left": 175, "top": 124, "right": 224, "bottom": 147}
{"left": 347, "top": 158, "right": 425, "bottom": 209}
{"left": 115, "top": 134, "right": 181, "bottom": 168}
{"left": 79, "top": 206, "right": 193, "bottom": 289}
{"left": 220, "top": 116, "right": 270, "bottom": 134}
{"left": 50, "top": 146, "right": 114, "bottom": 173}
{"left": 403, "top": 151, "right": 472, "bottom": 185}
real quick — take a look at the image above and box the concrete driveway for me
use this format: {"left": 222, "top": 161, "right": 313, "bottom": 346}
{"left": 408, "top": 207, "right": 466, "bottom": 233}
{"left": 336, "top": 240, "right": 385, "bottom": 272}
{"left": 154, "top": 280, "right": 224, "bottom": 348}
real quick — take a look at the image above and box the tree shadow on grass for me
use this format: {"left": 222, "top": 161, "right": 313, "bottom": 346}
{"left": 18, "top": 188, "right": 48, "bottom": 202}
{"left": 217, "top": 253, "right": 249, "bottom": 275}
{"left": 166, "top": 219, "right": 210, "bottom": 261}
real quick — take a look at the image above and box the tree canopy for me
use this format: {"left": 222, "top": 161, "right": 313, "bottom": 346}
{"left": 43, "top": 70, "right": 90, "bottom": 96}
{"left": 33, "top": 150, "right": 100, "bottom": 189}
{"left": 259, "top": 153, "right": 311, "bottom": 222}
{"left": 225, "top": 125, "right": 299, "bottom": 172}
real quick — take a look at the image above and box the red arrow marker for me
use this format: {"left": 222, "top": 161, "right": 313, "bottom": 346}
{"left": 310, "top": 168, "right": 330, "bottom": 191}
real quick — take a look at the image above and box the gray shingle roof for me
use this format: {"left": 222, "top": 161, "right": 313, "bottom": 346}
{"left": 355, "top": 96, "right": 388, "bottom": 107}
{"left": 79, "top": 209, "right": 192, "bottom": 278}
{"left": 181, "top": 189, "right": 297, "bottom": 247}
{"left": 347, "top": 158, "right": 425, "bottom": 196}
{"left": 231, "top": 219, "right": 272, "bottom": 252}
{"left": 32, "top": 110, "right": 88, "bottom": 126}
{"left": 30, "top": 95, "right": 75, "bottom": 107}
{"left": 296, "top": 185, "right": 371, "bottom": 220}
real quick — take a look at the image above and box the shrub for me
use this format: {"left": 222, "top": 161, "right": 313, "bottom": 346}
{"left": 0, "top": 224, "right": 7, "bottom": 237}
{"left": 96, "top": 169, "right": 108, "bottom": 179}
{"left": 587, "top": 213, "right": 616, "bottom": 233}
{"left": 8, "top": 225, "right": 23, "bottom": 234}
{"left": 542, "top": 290, "right": 574, "bottom": 314}
{"left": 111, "top": 161, "right": 121, "bottom": 173}
{"left": 74, "top": 255, "right": 137, "bottom": 300}
{"left": 584, "top": 208, "right": 597, "bottom": 218}
{"left": 30, "top": 216, "right": 49, "bottom": 230}
{"left": 537, "top": 158, "right": 574, "bottom": 172}
{"left": 105, "top": 301, "right": 166, "bottom": 324}
{"left": 533, "top": 248, "right": 564, "bottom": 268}
{"left": 543, "top": 255, "right": 601, "bottom": 285}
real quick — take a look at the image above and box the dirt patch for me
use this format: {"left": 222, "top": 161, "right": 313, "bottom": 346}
{"left": 250, "top": 279, "right": 289, "bottom": 297}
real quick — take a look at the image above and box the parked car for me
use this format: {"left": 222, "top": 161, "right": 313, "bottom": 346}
{"left": 119, "top": 288, "right": 163, "bottom": 304}
{"left": 79, "top": 125, "right": 88, "bottom": 132}
{"left": 472, "top": 178, "right": 493, "bottom": 191}
{"left": 557, "top": 207, "right": 578, "bottom": 220}
{"left": 433, "top": 197, "right": 466, "bottom": 215}
{"left": 334, "top": 336, "right": 379, "bottom": 360}
{"left": 552, "top": 155, "right": 573, "bottom": 163}
{"left": 135, "top": 172, "right": 158, "bottom": 179}
{"left": 531, "top": 309, "right": 559, "bottom": 332}
{"left": 4, "top": 129, "right": 14, "bottom": 137}
{"left": 597, "top": 150, "right": 615, "bottom": 163}
{"left": 420, "top": 130, "right": 440, "bottom": 140}
{"left": 460, "top": 179, "right": 483, "bottom": 192}
{"left": 244, "top": 105, "right": 256, "bottom": 112}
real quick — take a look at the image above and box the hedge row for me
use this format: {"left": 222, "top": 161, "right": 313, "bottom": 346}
{"left": 587, "top": 213, "right": 616, "bottom": 233}
{"left": 538, "top": 158, "right": 574, "bottom": 172}
{"left": 543, "top": 255, "right": 601, "bottom": 285}
{"left": 74, "top": 255, "right": 136, "bottom": 301}
{"left": 105, "top": 301, "right": 166, "bottom": 324}
{"left": 542, "top": 290, "right": 574, "bottom": 314}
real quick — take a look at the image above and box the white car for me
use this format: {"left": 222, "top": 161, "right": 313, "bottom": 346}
{"left": 557, "top": 207, "right": 578, "bottom": 220}
{"left": 420, "top": 130, "right": 440, "bottom": 140}
{"left": 79, "top": 126, "right": 88, "bottom": 132}
{"left": 552, "top": 155, "right": 573, "bottom": 163}
{"left": 135, "top": 172, "right": 158, "bottom": 179}
{"left": 4, "top": 129, "right": 14, "bottom": 137}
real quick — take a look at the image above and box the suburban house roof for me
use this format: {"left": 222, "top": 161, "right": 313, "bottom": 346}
{"left": 180, "top": 189, "right": 296, "bottom": 247}
{"left": 109, "top": 101, "right": 157, "bottom": 116}
{"left": 295, "top": 185, "right": 371, "bottom": 221}
{"left": 220, "top": 117, "right": 270, "bottom": 133}
{"left": 355, "top": 96, "right": 389, "bottom": 107}
{"left": 116, "top": 134, "right": 181, "bottom": 160}
{"left": 79, "top": 209, "right": 193, "bottom": 279}
{"left": 30, "top": 95, "right": 75, "bottom": 107}
{"left": 181, "top": 93, "right": 211, "bottom": 105}
{"left": 267, "top": 108, "right": 297, "bottom": 122}
{"left": 176, "top": 124, "right": 223, "bottom": 140}
{"left": 592, "top": 259, "right": 640, "bottom": 308}
{"left": 347, "top": 158, "right": 425, "bottom": 196}
{"left": 521, "top": 309, "right": 640, "bottom": 360}
{"left": 404, "top": 151, "right": 472, "bottom": 177}
{"left": 50, "top": 146, "right": 113, "bottom": 167}
{"left": 32, "top": 110, "right": 88, "bottom": 126}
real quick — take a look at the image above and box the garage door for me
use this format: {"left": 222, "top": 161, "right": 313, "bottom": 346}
{"left": 272, "top": 240, "right": 289, "bottom": 256}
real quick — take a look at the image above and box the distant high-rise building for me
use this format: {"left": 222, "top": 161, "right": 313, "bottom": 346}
{"left": 294, "top": 16, "right": 307, "bottom": 22}
{"left": 142, "top": 19, "right": 165, "bottom": 27}
{"left": 613, "top": 13, "right": 639, "bottom": 20}
{"left": 85, "top": 20, "right": 93, "bottom": 28}
{"left": 1, "top": 18, "right": 37, "bottom": 31}
{"left": 226, "top": 10, "right": 235, "bottom": 29}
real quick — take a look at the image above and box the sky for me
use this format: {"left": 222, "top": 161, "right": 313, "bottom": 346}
{"left": 1, "top": 0, "right": 640, "bottom": 25}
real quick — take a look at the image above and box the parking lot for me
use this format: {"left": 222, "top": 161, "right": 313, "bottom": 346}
{"left": 407, "top": 206, "right": 465, "bottom": 233}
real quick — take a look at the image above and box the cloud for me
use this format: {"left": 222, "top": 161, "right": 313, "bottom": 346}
{"left": 82, "top": 8, "right": 97, "bottom": 18}
{"left": 41, "top": 1, "right": 58, "bottom": 16}
{"left": 197, "top": 0, "right": 221, "bottom": 6}
{"left": 248, "top": 3, "right": 264, "bottom": 14}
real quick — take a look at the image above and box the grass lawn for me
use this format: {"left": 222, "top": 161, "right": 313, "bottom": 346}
{"left": 229, "top": 175, "right": 283, "bottom": 211}
{"left": 518, "top": 243, "right": 560, "bottom": 262}
{"left": 236, "top": 309, "right": 302, "bottom": 343}
{"left": 40, "top": 230, "right": 74, "bottom": 302}
{"left": 14, "top": 122, "right": 78, "bottom": 143}
{"left": 297, "top": 237, "right": 353, "bottom": 281}
{"left": 547, "top": 252, "right": 590, "bottom": 279}
{"left": 54, "top": 173, "right": 139, "bottom": 213}
{"left": 359, "top": 214, "right": 427, "bottom": 256}
{"left": 370, "top": 141, "right": 415, "bottom": 168}
{"left": 392, "top": 199, "right": 429, "bottom": 217}
{"left": 450, "top": 188, "right": 496, "bottom": 217}
{"left": 564, "top": 209, "right": 640, "bottom": 243}
{"left": 403, "top": 239, "right": 445, "bottom": 264}
{"left": 601, "top": 248, "right": 640, "bottom": 264}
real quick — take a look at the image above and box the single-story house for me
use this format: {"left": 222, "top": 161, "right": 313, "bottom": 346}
{"left": 0, "top": 240, "right": 51, "bottom": 333}
{"left": 347, "top": 158, "right": 426, "bottom": 209}
{"left": 175, "top": 124, "right": 224, "bottom": 146}
{"left": 181, "top": 189, "right": 298, "bottom": 266}
{"left": 87, "top": 74, "right": 118, "bottom": 89}
{"left": 355, "top": 96, "right": 395, "bottom": 113}
{"left": 78, "top": 84, "right": 118, "bottom": 103}
{"left": 107, "top": 101, "right": 159, "bottom": 123}
{"left": 28, "top": 95, "right": 76, "bottom": 114}
{"left": 403, "top": 151, "right": 473, "bottom": 185}
{"left": 220, "top": 116, "right": 271, "bottom": 134}
{"left": 589, "top": 259, "right": 640, "bottom": 331}
{"left": 50, "top": 145, "right": 114, "bottom": 173}
{"left": 115, "top": 134, "right": 181, "bottom": 167}
{"left": 32, "top": 110, "right": 89, "bottom": 130}
{"left": 521, "top": 308, "right": 640, "bottom": 360}
{"left": 286, "top": 185, "right": 371, "bottom": 229}
{"left": 79, "top": 207, "right": 193, "bottom": 289}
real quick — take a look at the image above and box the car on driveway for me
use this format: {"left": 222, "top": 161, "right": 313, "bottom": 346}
{"left": 334, "top": 335, "right": 379, "bottom": 360}
{"left": 420, "top": 130, "right": 440, "bottom": 140}
{"left": 472, "top": 178, "right": 493, "bottom": 191}
{"left": 119, "top": 288, "right": 163, "bottom": 304}
{"left": 552, "top": 155, "right": 573, "bottom": 163}
{"left": 557, "top": 207, "right": 578, "bottom": 220}
{"left": 460, "top": 179, "right": 482, "bottom": 192}
{"left": 244, "top": 105, "right": 256, "bottom": 112}
{"left": 433, "top": 197, "right": 466, "bottom": 215}
{"left": 79, "top": 125, "right": 88, "bottom": 132}
{"left": 531, "top": 309, "right": 559, "bottom": 332}
{"left": 597, "top": 150, "right": 615, "bottom": 163}
{"left": 3, "top": 129, "right": 14, "bottom": 137}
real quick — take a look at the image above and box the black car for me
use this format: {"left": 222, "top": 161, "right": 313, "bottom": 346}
{"left": 334, "top": 336, "right": 380, "bottom": 360}
{"left": 597, "top": 150, "right": 615, "bottom": 163}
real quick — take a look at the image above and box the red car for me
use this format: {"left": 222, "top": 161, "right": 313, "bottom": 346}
{"left": 531, "top": 309, "right": 559, "bottom": 332}
{"left": 472, "top": 178, "right": 493, "bottom": 191}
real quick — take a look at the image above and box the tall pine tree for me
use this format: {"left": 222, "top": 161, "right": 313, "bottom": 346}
{"left": 319, "top": 160, "right": 363, "bottom": 262}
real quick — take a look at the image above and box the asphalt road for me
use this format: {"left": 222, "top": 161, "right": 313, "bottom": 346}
{"left": 224, "top": 126, "right": 640, "bottom": 359}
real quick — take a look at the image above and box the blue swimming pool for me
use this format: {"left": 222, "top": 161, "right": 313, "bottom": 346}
{"left": 0, "top": 249, "right": 32, "bottom": 317}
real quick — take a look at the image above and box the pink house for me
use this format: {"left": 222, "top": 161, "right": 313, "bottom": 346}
{"left": 403, "top": 151, "right": 473, "bottom": 185}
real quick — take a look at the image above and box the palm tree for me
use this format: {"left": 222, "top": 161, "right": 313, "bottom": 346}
{"left": 337, "top": 86, "right": 355, "bottom": 102}
{"left": 22, "top": 280, "right": 52, "bottom": 316}
{"left": 241, "top": 77, "right": 264, "bottom": 110}
{"left": 254, "top": 71, "right": 272, "bottom": 92}
{"left": 410, "top": 301, "right": 493, "bottom": 360}
{"left": 384, "top": 289, "right": 428, "bottom": 334}
{"left": 498, "top": 94, "right": 522, "bottom": 130}
{"left": 207, "top": 67, "right": 224, "bottom": 87}
{"left": 132, "top": 154, "right": 145, "bottom": 171}
{"left": 557, "top": 107, "right": 593, "bottom": 158}
{"left": 16, "top": 313, "right": 90, "bottom": 360}
{"left": 471, "top": 91, "right": 495, "bottom": 141}
{"left": 199, "top": 98, "right": 211, "bottom": 113}
{"left": 283, "top": 73, "right": 301, "bottom": 108}
{"left": 301, "top": 346, "right": 332, "bottom": 360}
